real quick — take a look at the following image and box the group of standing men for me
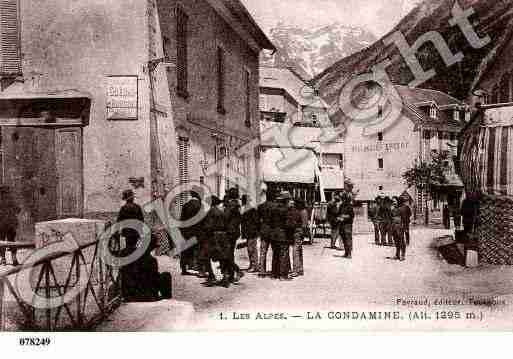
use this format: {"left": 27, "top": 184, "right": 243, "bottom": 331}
{"left": 369, "top": 196, "right": 412, "bottom": 261}
{"left": 327, "top": 192, "right": 355, "bottom": 259}
{"left": 179, "top": 187, "right": 309, "bottom": 286}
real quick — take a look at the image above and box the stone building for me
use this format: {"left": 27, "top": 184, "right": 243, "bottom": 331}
{"left": 259, "top": 67, "right": 344, "bottom": 202}
{"left": 342, "top": 83, "right": 468, "bottom": 228}
{"left": 0, "top": 0, "right": 273, "bottom": 236}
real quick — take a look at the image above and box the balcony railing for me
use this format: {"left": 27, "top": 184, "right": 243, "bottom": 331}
{"left": 0, "top": 236, "right": 122, "bottom": 331}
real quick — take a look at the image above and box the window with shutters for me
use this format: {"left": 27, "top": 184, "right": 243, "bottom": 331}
{"left": 0, "top": 0, "right": 21, "bottom": 76}
{"left": 244, "top": 69, "right": 251, "bottom": 127}
{"left": 178, "top": 136, "right": 190, "bottom": 208}
{"left": 176, "top": 6, "right": 188, "bottom": 98}
{"left": 217, "top": 46, "right": 226, "bottom": 114}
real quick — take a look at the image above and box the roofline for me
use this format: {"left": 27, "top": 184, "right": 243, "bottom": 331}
{"left": 260, "top": 66, "right": 309, "bottom": 84}
{"left": 394, "top": 85, "right": 465, "bottom": 106}
{"left": 220, "top": 0, "right": 276, "bottom": 52}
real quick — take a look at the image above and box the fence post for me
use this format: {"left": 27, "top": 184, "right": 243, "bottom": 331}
{"left": 76, "top": 252, "right": 83, "bottom": 328}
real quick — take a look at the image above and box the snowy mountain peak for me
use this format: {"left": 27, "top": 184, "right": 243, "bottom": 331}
{"left": 261, "top": 22, "right": 377, "bottom": 80}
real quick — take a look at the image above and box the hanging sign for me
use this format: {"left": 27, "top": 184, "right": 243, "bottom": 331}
{"left": 106, "top": 75, "right": 138, "bottom": 120}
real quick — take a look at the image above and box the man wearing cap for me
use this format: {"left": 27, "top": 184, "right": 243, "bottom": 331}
{"left": 241, "top": 194, "right": 259, "bottom": 273}
{"left": 369, "top": 196, "right": 382, "bottom": 245}
{"left": 117, "top": 189, "right": 145, "bottom": 251}
{"left": 257, "top": 188, "right": 276, "bottom": 277}
{"left": 338, "top": 192, "right": 355, "bottom": 259}
{"left": 272, "top": 191, "right": 292, "bottom": 280}
{"left": 327, "top": 194, "right": 341, "bottom": 249}
{"left": 223, "top": 188, "right": 243, "bottom": 283}
{"left": 179, "top": 186, "right": 205, "bottom": 276}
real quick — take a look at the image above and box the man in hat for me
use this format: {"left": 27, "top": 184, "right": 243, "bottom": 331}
{"left": 338, "top": 192, "right": 355, "bottom": 258}
{"left": 0, "top": 186, "right": 20, "bottom": 266}
{"left": 272, "top": 191, "right": 293, "bottom": 280}
{"left": 257, "top": 188, "right": 277, "bottom": 277}
{"left": 398, "top": 197, "right": 412, "bottom": 246}
{"left": 241, "top": 194, "right": 259, "bottom": 273}
{"left": 369, "top": 196, "right": 382, "bottom": 245}
{"left": 223, "top": 188, "right": 243, "bottom": 283}
{"left": 327, "top": 194, "right": 341, "bottom": 249}
{"left": 117, "top": 189, "right": 145, "bottom": 251}
{"left": 179, "top": 186, "right": 205, "bottom": 276}
{"left": 202, "top": 195, "right": 227, "bottom": 286}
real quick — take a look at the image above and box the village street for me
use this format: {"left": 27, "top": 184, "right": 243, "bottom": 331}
{"left": 99, "top": 226, "right": 513, "bottom": 331}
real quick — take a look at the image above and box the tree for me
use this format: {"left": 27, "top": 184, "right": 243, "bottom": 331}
{"left": 402, "top": 151, "right": 449, "bottom": 225}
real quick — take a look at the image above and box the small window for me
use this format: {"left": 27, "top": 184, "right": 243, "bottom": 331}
{"left": 378, "top": 158, "right": 384, "bottom": 170}
{"left": 423, "top": 130, "right": 431, "bottom": 139}
{"left": 450, "top": 132, "right": 456, "bottom": 141}
{"left": 378, "top": 105, "right": 383, "bottom": 118}
{"left": 378, "top": 132, "right": 383, "bottom": 141}
{"left": 244, "top": 69, "right": 251, "bottom": 127}
{"left": 430, "top": 106, "right": 437, "bottom": 119}
{"left": 378, "top": 185, "right": 383, "bottom": 191}
{"left": 217, "top": 46, "right": 226, "bottom": 114}
{"left": 176, "top": 7, "right": 188, "bottom": 98}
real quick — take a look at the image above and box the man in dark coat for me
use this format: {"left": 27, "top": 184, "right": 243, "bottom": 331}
{"left": 121, "top": 235, "right": 172, "bottom": 302}
{"left": 398, "top": 199, "right": 412, "bottom": 246}
{"left": 338, "top": 192, "right": 355, "bottom": 259}
{"left": 378, "top": 197, "right": 393, "bottom": 246}
{"left": 0, "top": 186, "right": 21, "bottom": 266}
{"left": 257, "top": 189, "right": 277, "bottom": 277}
{"left": 202, "top": 195, "right": 226, "bottom": 286}
{"left": 327, "top": 194, "right": 341, "bottom": 249}
{"left": 222, "top": 188, "right": 243, "bottom": 283}
{"left": 272, "top": 191, "right": 293, "bottom": 280}
{"left": 241, "top": 194, "right": 259, "bottom": 272}
{"left": 461, "top": 192, "right": 479, "bottom": 235}
{"left": 117, "top": 189, "right": 145, "bottom": 250}
{"left": 369, "top": 197, "right": 382, "bottom": 245}
{"left": 179, "top": 187, "right": 204, "bottom": 276}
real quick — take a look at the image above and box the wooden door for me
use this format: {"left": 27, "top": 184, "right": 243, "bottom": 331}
{"left": 55, "top": 128, "right": 83, "bottom": 218}
{"left": 1, "top": 127, "right": 58, "bottom": 238}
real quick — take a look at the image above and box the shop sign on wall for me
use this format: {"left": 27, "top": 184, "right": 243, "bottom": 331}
{"left": 106, "top": 75, "right": 138, "bottom": 120}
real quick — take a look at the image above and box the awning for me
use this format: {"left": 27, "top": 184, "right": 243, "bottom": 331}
{"left": 261, "top": 148, "right": 317, "bottom": 184}
{"left": 319, "top": 167, "right": 344, "bottom": 190}
{"left": 0, "top": 83, "right": 92, "bottom": 123}
{"left": 433, "top": 173, "right": 464, "bottom": 188}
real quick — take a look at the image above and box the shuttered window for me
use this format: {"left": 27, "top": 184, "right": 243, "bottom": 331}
{"left": 176, "top": 7, "right": 188, "bottom": 98}
{"left": 217, "top": 46, "right": 225, "bottom": 114}
{"left": 0, "top": 0, "right": 21, "bottom": 75}
{"left": 244, "top": 69, "right": 251, "bottom": 127}
{"left": 500, "top": 127, "right": 509, "bottom": 189}
{"left": 178, "top": 136, "right": 190, "bottom": 208}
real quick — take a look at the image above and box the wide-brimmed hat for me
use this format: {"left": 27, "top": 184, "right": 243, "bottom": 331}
{"left": 122, "top": 189, "right": 135, "bottom": 201}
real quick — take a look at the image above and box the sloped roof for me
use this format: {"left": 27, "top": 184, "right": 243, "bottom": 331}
{"left": 221, "top": 0, "right": 275, "bottom": 51}
{"left": 260, "top": 67, "right": 329, "bottom": 107}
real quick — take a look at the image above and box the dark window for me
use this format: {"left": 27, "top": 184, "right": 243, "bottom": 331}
{"left": 378, "top": 105, "right": 383, "bottom": 118}
{"left": 217, "top": 46, "right": 226, "bottom": 114}
{"left": 378, "top": 185, "right": 383, "bottom": 191}
{"left": 500, "top": 74, "right": 510, "bottom": 103}
{"left": 423, "top": 130, "right": 431, "bottom": 139}
{"left": 378, "top": 158, "right": 384, "bottom": 170}
{"left": 0, "top": 0, "right": 21, "bottom": 75}
{"left": 450, "top": 132, "right": 456, "bottom": 141}
{"left": 487, "top": 128, "right": 496, "bottom": 190}
{"left": 244, "top": 69, "right": 251, "bottom": 127}
{"left": 176, "top": 7, "right": 188, "bottom": 98}
{"left": 378, "top": 132, "right": 383, "bottom": 141}
{"left": 163, "top": 36, "right": 171, "bottom": 70}
{"left": 500, "top": 127, "right": 509, "bottom": 188}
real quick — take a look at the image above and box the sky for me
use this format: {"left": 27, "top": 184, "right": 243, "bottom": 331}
{"left": 241, "top": 0, "right": 421, "bottom": 38}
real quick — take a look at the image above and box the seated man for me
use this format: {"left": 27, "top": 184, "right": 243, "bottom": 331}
{"left": 121, "top": 235, "right": 172, "bottom": 302}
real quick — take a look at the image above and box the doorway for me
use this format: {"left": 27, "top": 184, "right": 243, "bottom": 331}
{"left": 0, "top": 126, "right": 83, "bottom": 239}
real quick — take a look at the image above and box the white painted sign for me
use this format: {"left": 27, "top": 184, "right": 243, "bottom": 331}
{"left": 106, "top": 75, "right": 138, "bottom": 120}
